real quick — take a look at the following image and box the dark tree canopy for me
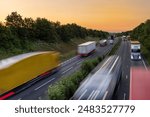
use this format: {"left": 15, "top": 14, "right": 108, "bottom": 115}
{"left": 0, "top": 11, "right": 109, "bottom": 52}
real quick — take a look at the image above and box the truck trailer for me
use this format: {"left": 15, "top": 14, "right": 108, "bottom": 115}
{"left": 130, "top": 67, "right": 150, "bottom": 100}
{"left": 72, "top": 55, "right": 122, "bottom": 100}
{"left": 99, "top": 39, "right": 107, "bottom": 47}
{"left": 0, "top": 51, "right": 59, "bottom": 99}
{"left": 78, "top": 41, "right": 96, "bottom": 57}
{"left": 109, "top": 39, "right": 114, "bottom": 44}
{"left": 130, "top": 41, "right": 141, "bottom": 60}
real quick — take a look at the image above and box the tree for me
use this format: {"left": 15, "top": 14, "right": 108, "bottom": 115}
{"left": 33, "top": 18, "right": 58, "bottom": 42}
{"left": 6, "top": 11, "right": 23, "bottom": 28}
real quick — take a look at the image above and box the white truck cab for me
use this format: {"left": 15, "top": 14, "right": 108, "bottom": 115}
{"left": 131, "top": 41, "right": 141, "bottom": 60}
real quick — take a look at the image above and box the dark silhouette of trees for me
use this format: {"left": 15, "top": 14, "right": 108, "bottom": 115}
{"left": 0, "top": 11, "right": 109, "bottom": 52}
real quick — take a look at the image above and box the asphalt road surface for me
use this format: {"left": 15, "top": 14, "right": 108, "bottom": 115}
{"left": 113, "top": 40, "right": 148, "bottom": 100}
{"left": 8, "top": 39, "right": 118, "bottom": 100}
{"left": 72, "top": 55, "right": 122, "bottom": 100}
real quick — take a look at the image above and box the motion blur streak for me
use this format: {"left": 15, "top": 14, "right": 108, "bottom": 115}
{"left": 130, "top": 67, "right": 150, "bottom": 100}
{"left": 72, "top": 55, "right": 122, "bottom": 100}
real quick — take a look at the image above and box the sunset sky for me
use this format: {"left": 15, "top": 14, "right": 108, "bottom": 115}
{"left": 0, "top": 0, "right": 150, "bottom": 32}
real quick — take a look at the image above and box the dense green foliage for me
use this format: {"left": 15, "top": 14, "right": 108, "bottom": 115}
{"left": 130, "top": 20, "right": 150, "bottom": 63}
{"left": 0, "top": 12, "right": 108, "bottom": 56}
{"left": 48, "top": 57, "right": 102, "bottom": 100}
{"left": 116, "top": 31, "right": 131, "bottom": 37}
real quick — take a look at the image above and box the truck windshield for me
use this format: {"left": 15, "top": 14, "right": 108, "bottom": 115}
{"left": 131, "top": 49, "right": 140, "bottom": 53}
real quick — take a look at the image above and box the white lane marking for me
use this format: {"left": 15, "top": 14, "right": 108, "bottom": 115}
{"left": 142, "top": 59, "right": 148, "bottom": 71}
{"left": 87, "top": 90, "right": 95, "bottom": 100}
{"left": 123, "top": 93, "right": 126, "bottom": 100}
{"left": 34, "top": 78, "right": 55, "bottom": 91}
{"left": 99, "top": 57, "right": 112, "bottom": 70}
{"left": 18, "top": 98, "right": 22, "bottom": 100}
{"left": 61, "top": 67, "right": 73, "bottom": 74}
{"left": 78, "top": 89, "right": 87, "bottom": 100}
{"left": 104, "top": 48, "right": 110, "bottom": 54}
{"left": 102, "top": 91, "right": 108, "bottom": 100}
{"left": 73, "top": 60, "right": 82, "bottom": 65}
{"left": 108, "top": 57, "right": 119, "bottom": 74}
{"left": 76, "top": 61, "right": 83, "bottom": 65}
{"left": 90, "top": 91, "right": 98, "bottom": 100}
{"left": 126, "top": 75, "right": 128, "bottom": 79}
{"left": 93, "top": 90, "right": 100, "bottom": 100}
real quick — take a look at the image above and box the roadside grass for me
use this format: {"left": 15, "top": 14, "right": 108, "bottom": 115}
{"left": 108, "top": 39, "right": 121, "bottom": 56}
{"left": 0, "top": 37, "right": 100, "bottom": 61}
{"left": 48, "top": 57, "right": 102, "bottom": 100}
{"left": 48, "top": 38, "right": 122, "bottom": 100}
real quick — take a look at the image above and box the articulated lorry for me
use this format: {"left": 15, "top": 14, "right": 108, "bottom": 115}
{"left": 78, "top": 41, "right": 96, "bottom": 57}
{"left": 99, "top": 39, "right": 107, "bottom": 47}
{"left": 131, "top": 41, "right": 141, "bottom": 60}
{"left": 0, "top": 51, "right": 60, "bottom": 99}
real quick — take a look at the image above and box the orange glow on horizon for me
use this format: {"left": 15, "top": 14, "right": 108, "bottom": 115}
{"left": 0, "top": 0, "right": 150, "bottom": 32}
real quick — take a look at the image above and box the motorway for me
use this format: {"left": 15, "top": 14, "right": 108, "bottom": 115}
{"left": 8, "top": 38, "right": 148, "bottom": 100}
{"left": 71, "top": 39, "right": 148, "bottom": 100}
{"left": 113, "top": 40, "right": 148, "bottom": 100}
{"left": 8, "top": 39, "right": 118, "bottom": 100}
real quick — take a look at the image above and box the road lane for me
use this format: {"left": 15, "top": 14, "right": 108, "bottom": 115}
{"left": 8, "top": 39, "right": 118, "bottom": 100}
{"left": 72, "top": 55, "right": 122, "bottom": 100}
{"left": 113, "top": 40, "right": 148, "bottom": 100}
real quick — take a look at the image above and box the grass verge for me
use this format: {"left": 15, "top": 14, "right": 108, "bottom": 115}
{"left": 48, "top": 56, "right": 102, "bottom": 100}
{"left": 0, "top": 37, "right": 100, "bottom": 62}
{"left": 108, "top": 39, "right": 121, "bottom": 56}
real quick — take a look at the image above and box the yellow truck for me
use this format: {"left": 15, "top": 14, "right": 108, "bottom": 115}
{"left": 0, "top": 51, "right": 59, "bottom": 98}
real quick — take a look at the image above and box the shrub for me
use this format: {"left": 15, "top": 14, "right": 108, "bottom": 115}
{"left": 48, "top": 56, "right": 103, "bottom": 100}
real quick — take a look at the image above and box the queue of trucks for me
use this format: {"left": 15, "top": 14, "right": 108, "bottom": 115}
{"left": 0, "top": 34, "right": 144, "bottom": 100}
{"left": 0, "top": 35, "right": 115, "bottom": 99}
{"left": 78, "top": 35, "right": 115, "bottom": 57}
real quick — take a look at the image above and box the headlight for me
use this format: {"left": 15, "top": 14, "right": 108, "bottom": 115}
{"left": 139, "top": 56, "right": 141, "bottom": 59}
{"left": 131, "top": 55, "right": 133, "bottom": 59}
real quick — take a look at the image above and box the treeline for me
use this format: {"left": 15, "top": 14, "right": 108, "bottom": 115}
{"left": 131, "top": 19, "right": 150, "bottom": 48}
{"left": 0, "top": 12, "right": 108, "bottom": 52}
{"left": 116, "top": 30, "right": 131, "bottom": 37}
{"left": 130, "top": 19, "right": 150, "bottom": 63}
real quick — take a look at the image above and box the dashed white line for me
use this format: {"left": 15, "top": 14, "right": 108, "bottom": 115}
{"left": 61, "top": 67, "right": 73, "bottom": 74}
{"left": 93, "top": 90, "right": 100, "bottom": 100}
{"left": 74, "top": 60, "right": 82, "bottom": 65}
{"left": 60, "top": 56, "right": 78, "bottom": 65}
{"left": 78, "top": 89, "right": 87, "bottom": 100}
{"left": 123, "top": 93, "right": 126, "bottom": 100}
{"left": 90, "top": 91, "right": 98, "bottom": 100}
{"left": 102, "top": 91, "right": 108, "bottom": 100}
{"left": 87, "top": 90, "right": 95, "bottom": 100}
{"left": 108, "top": 57, "right": 119, "bottom": 74}
{"left": 34, "top": 78, "right": 55, "bottom": 91}
{"left": 76, "top": 61, "right": 82, "bottom": 65}
{"left": 142, "top": 59, "right": 148, "bottom": 71}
